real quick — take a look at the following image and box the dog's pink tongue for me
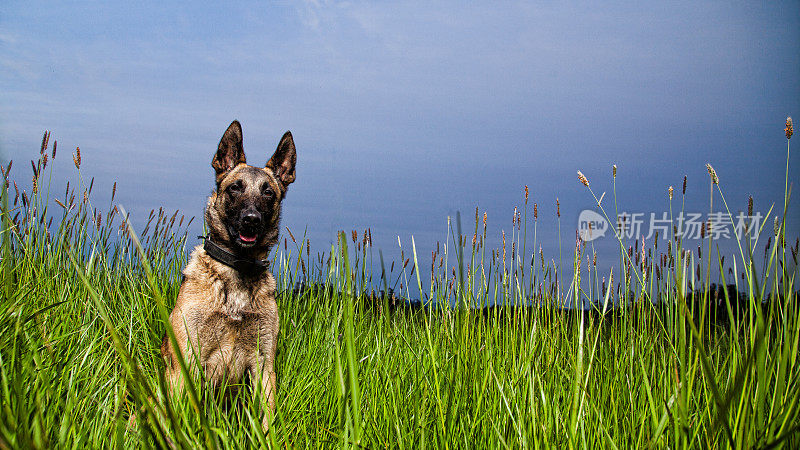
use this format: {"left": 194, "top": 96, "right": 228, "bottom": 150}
{"left": 239, "top": 233, "right": 257, "bottom": 243}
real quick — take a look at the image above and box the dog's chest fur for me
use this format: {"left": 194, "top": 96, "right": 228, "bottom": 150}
{"left": 169, "top": 245, "right": 279, "bottom": 384}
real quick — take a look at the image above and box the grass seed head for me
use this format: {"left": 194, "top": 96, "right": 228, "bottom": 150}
{"left": 669, "top": 186, "right": 673, "bottom": 200}
{"left": 40, "top": 130, "right": 50, "bottom": 155}
{"left": 748, "top": 196, "right": 753, "bottom": 216}
{"left": 612, "top": 164, "right": 617, "bottom": 178}
{"left": 577, "top": 170, "right": 589, "bottom": 187}
{"left": 73, "top": 147, "right": 81, "bottom": 169}
{"left": 682, "top": 175, "right": 687, "bottom": 195}
{"left": 785, "top": 116, "right": 793, "bottom": 140}
{"left": 502, "top": 230, "right": 506, "bottom": 261}
{"left": 1, "top": 159, "right": 11, "bottom": 178}
{"left": 706, "top": 163, "right": 718, "bottom": 184}
{"left": 556, "top": 197, "right": 560, "bottom": 218}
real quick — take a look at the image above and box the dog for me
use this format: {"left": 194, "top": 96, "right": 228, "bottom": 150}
{"left": 161, "top": 120, "right": 296, "bottom": 429}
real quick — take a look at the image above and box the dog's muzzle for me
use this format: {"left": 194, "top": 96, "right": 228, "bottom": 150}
{"left": 237, "top": 208, "right": 262, "bottom": 245}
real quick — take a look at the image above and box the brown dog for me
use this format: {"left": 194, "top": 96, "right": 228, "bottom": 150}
{"left": 161, "top": 120, "right": 296, "bottom": 429}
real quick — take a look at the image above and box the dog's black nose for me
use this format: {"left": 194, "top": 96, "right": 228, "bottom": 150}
{"left": 241, "top": 210, "right": 262, "bottom": 227}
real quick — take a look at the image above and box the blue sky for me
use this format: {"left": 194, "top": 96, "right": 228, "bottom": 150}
{"left": 1, "top": 1, "right": 798, "bottom": 287}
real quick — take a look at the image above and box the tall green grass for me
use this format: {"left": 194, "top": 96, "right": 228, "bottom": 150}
{"left": 0, "top": 124, "right": 797, "bottom": 448}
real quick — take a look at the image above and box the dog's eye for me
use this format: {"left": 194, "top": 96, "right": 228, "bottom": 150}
{"left": 228, "top": 181, "right": 244, "bottom": 194}
{"left": 261, "top": 183, "right": 274, "bottom": 199}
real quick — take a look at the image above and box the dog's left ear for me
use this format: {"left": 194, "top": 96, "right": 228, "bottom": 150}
{"left": 266, "top": 131, "right": 297, "bottom": 190}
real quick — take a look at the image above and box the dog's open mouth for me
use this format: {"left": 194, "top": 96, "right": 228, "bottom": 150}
{"left": 238, "top": 232, "right": 258, "bottom": 244}
{"left": 229, "top": 221, "right": 262, "bottom": 247}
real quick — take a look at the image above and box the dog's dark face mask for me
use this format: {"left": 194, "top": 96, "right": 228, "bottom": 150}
{"left": 207, "top": 120, "right": 297, "bottom": 254}
{"left": 221, "top": 166, "right": 280, "bottom": 249}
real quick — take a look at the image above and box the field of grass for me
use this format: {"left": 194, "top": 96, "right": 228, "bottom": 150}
{"left": 0, "top": 122, "right": 798, "bottom": 448}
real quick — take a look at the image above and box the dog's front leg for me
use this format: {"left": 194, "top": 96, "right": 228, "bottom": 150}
{"left": 252, "top": 359, "right": 277, "bottom": 430}
{"left": 165, "top": 365, "right": 186, "bottom": 398}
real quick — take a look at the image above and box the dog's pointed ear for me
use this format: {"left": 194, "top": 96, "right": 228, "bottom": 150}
{"left": 212, "top": 120, "right": 246, "bottom": 182}
{"left": 266, "top": 131, "right": 297, "bottom": 190}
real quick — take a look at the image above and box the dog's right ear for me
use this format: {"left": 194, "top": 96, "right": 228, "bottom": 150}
{"left": 212, "top": 120, "right": 246, "bottom": 183}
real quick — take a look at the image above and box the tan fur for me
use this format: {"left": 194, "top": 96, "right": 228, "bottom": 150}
{"left": 162, "top": 246, "right": 279, "bottom": 425}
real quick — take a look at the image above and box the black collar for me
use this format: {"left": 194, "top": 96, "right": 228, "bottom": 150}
{"left": 200, "top": 236, "right": 269, "bottom": 275}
